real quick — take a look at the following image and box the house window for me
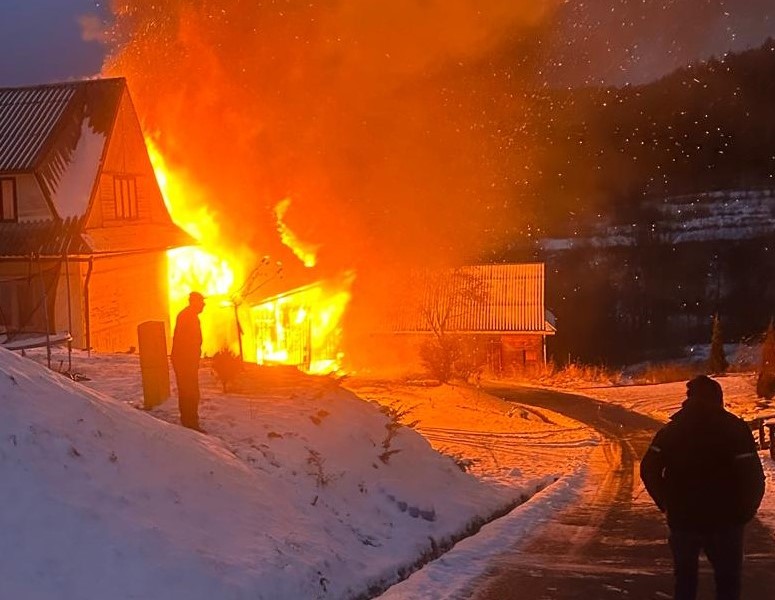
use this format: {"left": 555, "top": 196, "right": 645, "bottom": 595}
{"left": 113, "top": 175, "right": 139, "bottom": 220}
{"left": 0, "top": 177, "right": 17, "bottom": 222}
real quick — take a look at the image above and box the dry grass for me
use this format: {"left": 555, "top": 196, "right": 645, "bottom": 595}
{"left": 628, "top": 362, "right": 705, "bottom": 385}
{"left": 500, "top": 361, "right": 624, "bottom": 388}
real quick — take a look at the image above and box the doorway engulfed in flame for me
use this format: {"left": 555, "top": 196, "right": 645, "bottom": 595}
{"left": 147, "top": 138, "right": 353, "bottom": 374}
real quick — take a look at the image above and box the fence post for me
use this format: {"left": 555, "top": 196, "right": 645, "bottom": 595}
{"left": 768, "top": 423, "right": 775, "bottom": 461}
{"left": 137, "top": 321, "right": 170, "bottom": 410}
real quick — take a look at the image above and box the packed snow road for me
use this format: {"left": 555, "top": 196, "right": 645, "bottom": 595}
{"left": 471, "top": 386, "right": 775, "bottom": 600}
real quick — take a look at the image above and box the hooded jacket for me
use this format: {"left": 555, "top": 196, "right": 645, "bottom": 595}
{"left": 640, "top": 381, "right": 765, "bottom": 532}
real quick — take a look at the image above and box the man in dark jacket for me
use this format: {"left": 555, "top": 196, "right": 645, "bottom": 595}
{"left": 640, "top": 375, "right": 765, "bottom": 600}
{"left": 170, "top": 291, "right": 205, "bottom": 430}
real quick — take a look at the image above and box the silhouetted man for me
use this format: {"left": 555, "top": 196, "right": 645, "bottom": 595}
{"left": 171, "top": 291, "right": 205, "bottom": 430}
{"left": 640, "top": 375, "right": 765, "bottom": 600}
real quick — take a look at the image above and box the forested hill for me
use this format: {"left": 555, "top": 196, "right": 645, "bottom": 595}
{"left": 517, "top": 38, "right": 775, "bottom": 237}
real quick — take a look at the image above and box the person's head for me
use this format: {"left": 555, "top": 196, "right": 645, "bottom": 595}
{"left": 188, "top": 291, "right": 205, "bottom": 314}
{"left": 685, "top": 375, "right": 724, "bottom": 409}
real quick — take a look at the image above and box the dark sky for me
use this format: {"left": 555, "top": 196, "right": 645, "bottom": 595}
{"left": 0, "top": 1, "right": 773, "bottom": 87}
{"left": 0, "top": 0, "right": 106, "bottom": 86}
{"left": 550, "top": 0, "right": 775, "bottom": 86}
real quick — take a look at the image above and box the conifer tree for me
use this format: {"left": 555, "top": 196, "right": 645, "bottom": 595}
{"left": 708, "top": 313, "right": 728, "bottom": 375}
{"left": 756, "top": 320, "right": 775, "bottom": 399}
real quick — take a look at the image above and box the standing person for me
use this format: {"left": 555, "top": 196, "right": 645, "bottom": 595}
{"left": 171, "top": 291, "right": 205, "bottom": 430}
{"left": 640, "top": 375, "right": 765, "bottom": 600}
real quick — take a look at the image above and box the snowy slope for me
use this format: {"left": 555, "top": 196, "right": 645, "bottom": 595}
{"left": 0, "top": 348, "right": 543, "bottom": 599}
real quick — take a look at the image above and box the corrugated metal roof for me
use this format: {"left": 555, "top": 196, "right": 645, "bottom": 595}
{"left": 0, "top": 217, "right": 90, "bottom": 257}
{"left": 0, "top": 84, "right": 77, "bottom": 171}
{"left": 394, "top": 263, "right": 552, "bottom": 334}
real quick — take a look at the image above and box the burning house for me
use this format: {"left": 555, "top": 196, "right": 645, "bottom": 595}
{"left": 0, "top": 78, "right": 192, "bottom": 352}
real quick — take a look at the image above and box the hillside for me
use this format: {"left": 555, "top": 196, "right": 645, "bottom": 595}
{"left": 501, "top": 38, "right": 775, "bottom": 238}
{"left": 493, "top": 40, "right": 775, "bottom": 364}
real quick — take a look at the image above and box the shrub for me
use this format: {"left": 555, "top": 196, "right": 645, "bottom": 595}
{"left": 419, "top": 337, "right": 460, "bottom": 383}
{"left": 419, "top": 335, "right": 486, "bottom": 384}
{"left": 212, "top": 348, "right": 242, "bottom": 392}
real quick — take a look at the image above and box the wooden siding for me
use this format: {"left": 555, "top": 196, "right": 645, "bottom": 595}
{"left": 5, "top": 173, "right": 51, "bottom": 221}
{"left": 85, "top": 252, "right": 170, "bottom": 352}
{"left": 88, "top": 88, "right": 167, "bottom": 229}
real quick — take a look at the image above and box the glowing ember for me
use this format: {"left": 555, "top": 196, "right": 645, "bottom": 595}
{"left": 251, "top": 273, "right": 354, "bottom": 373}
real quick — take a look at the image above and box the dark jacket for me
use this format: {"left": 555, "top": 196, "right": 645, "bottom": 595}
{"left": 640, "top": 396, "right": 765, "bottom": 532}
{"left": 170, "top": 305, "right": 203, "bottom": 367}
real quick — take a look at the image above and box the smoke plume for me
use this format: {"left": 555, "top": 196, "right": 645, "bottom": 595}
{"left": 102, "top": 1, "right": 558, "bottom": 278}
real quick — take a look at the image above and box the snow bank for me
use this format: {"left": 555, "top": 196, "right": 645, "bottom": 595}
{"left": 0, "top": 348, "right": 527, "bottom": 599}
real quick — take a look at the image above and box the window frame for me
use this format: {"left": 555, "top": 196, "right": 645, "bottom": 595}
{"left": 0, "top": 177, "right": 18, "bottom": 222}
{"left": 113, "top": 175, "right": 139, "bottom": 221}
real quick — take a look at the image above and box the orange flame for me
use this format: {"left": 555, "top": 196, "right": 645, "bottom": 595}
{"left": 275, "top": 197, "right": 319, "bottom": 268}
{"left": 147, "top": 137, "right": 353, "bottom": 373}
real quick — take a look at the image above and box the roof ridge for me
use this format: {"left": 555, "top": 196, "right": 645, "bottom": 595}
{"left": 0, "top": 77, "right": 126, "bottom": 93}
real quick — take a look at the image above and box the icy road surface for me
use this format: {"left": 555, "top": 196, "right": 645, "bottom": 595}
{"left": 471, "top": 387, "right": 775, "bottom": 600}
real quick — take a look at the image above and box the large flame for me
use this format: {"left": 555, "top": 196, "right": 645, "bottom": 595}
{"left": 147, "top": 137, "right": 352, "bottom": 373}
{"left": 275, "top": 198, "right": 319, "bottom": 268}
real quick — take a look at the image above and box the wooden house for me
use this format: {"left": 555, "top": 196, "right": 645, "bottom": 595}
{"left": 391, "top": 263, "right": 556, "bottom": 373}
{"left": 0, "top": 78, "right": 192, "bottom": 352}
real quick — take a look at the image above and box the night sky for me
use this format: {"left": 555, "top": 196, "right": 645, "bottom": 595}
{"left": 1, "top": 1, "right": 773, "bottom": 88}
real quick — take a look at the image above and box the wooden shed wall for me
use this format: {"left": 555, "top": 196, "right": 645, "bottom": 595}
{"left": 84, "top": 251, "right": 170, "bottom": 352}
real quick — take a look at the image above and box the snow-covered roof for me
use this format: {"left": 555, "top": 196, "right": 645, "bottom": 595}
{"left": 0, "top": 78, "right": 124, "bottom": 220}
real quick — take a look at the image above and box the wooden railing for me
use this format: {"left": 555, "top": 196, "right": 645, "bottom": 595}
{"left": 747, "top": 417, "right": 775, "bottom": 460}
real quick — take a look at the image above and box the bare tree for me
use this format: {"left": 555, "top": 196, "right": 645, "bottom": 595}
{"left": 411, "top": 267, "right": 488, "bottom": 383}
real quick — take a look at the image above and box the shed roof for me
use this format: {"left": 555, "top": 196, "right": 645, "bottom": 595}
{"left": 394, "top": 263, "right": 554, "bottom": 334}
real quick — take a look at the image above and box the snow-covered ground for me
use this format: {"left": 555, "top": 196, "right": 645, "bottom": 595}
{"left": 7, "top": 346, "right": 772, "bottom": 599}
{"left": 4, "top": 347, "right": 597, "bottom": 599}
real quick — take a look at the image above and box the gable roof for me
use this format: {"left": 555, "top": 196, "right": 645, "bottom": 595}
{"left": 0, "top": 84, "right": 74, "bottom": 171}
{"left": 0, "top": 78, "right": 124, "bottom": 219}
{"left": 394, "top": 263, "right": 554, "bottom": 334}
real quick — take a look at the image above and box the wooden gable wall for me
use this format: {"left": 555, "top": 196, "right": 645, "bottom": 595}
{"left": 87, "top": 88, "right": 168, "bottom": 230}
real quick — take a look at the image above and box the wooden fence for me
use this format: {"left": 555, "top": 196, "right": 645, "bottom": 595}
{"left": 748, "top": 417, "right": 775, "bottom": 460}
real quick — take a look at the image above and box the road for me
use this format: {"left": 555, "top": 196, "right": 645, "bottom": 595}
{"left": 469, "top": 385, "right": 775, "bottom": 600}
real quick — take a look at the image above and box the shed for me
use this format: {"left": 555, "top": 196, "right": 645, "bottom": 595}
{"left": 391, "top": 263, "right": 556, "bottom": 373}
{"left": 0, "top": 78, "right": 192, "bottom": 352}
